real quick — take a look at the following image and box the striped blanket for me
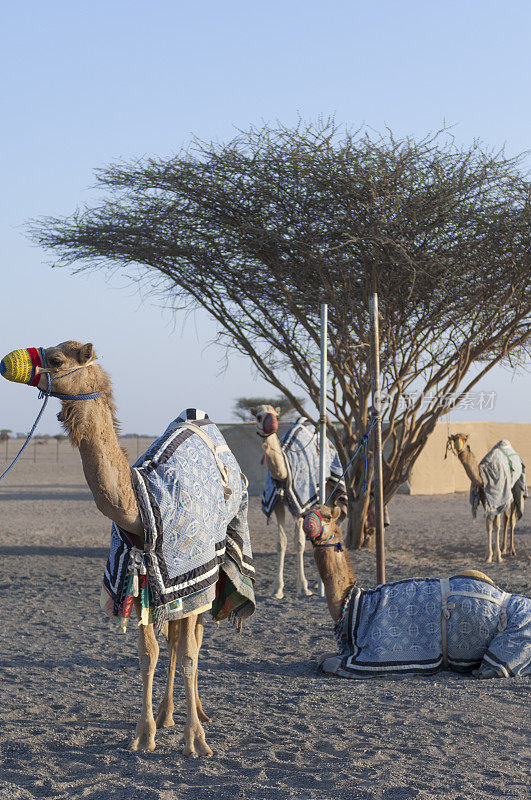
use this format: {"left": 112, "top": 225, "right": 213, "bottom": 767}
{"left": 262, "top": 417, "right": 347, "bottom": 518}
{"left": 101, "top": 409, "right": 255, "bottom": 632}
{"left": 323, "top": 575, "right": 531, "bottom": 679}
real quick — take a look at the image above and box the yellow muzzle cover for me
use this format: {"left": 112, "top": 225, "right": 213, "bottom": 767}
{"left": 0, "top": 347, "right": 45, "bottom": 386}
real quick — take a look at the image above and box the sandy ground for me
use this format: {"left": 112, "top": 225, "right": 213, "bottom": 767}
{"left": 0, "top": 445, "right": 529, "bottom": 800}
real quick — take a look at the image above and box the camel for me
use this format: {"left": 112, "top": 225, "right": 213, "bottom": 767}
{"left": 447, "top": 433, "right": 527, "bottom": 563}
{"left": 0, "top": 341, "right": 254, "bottom": 756}
{"left": 251, "top": 404, "right": 347, "bottom": 599}
{"left": 302, "top": 504, "right": 531, "bottom": 679}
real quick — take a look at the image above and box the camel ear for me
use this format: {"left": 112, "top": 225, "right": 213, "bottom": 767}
{"left": 275, "top": 407, "right": 281, "bottom": 416}
{"left": 332, "top": 506, "right": 341, "bottom": 520}
{"left": 77, "top": 343, "right": 95, "bottom": 364}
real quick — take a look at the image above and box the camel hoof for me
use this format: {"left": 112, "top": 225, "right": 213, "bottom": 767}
{"left": 156, "top": 715, "right": 175, "bottom": 729}
{"left": 131, "top": 717, "right": 157, "bottom": 751}
{"left": 495, "top": 552, "right": 503, "bottom": 563}
{"left": 183, "top": 727, "right": 212, "bottom": 758}
{"left": 197, "top": 739, "right": 213, "bottom": 758}
{"left": 197, "top": 708, "right": 211, "bottom": 724}
{"left": 156, "top": 703, "right": 175, "bottom": 729}
{"left": 485, "top": 556, "right": 493, "bottom": 564}
{"left": 271, "top": 589, "right": 284, "bottom": 599}
{"left": 131, "top": 735, "right": 156, "bottom": 752}
{"left": 299, "top": 588, "right": 313, "bottom": 597}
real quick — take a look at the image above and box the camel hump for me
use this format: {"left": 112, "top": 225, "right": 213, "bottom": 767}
{"left": 454, "top": 569, "right": 494, "bottom": 584}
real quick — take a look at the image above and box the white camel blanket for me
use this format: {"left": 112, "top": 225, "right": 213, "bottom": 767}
{"left": 471, "top": 440, "right": 527, "bottom": 520}
{"left": 262, "top": 417, "right": 347, "bottom": 518}
{"left": 103, "top": 409, "right": 255, "bottom": 625}
{"left": 325, "top": 575, "right": 531, "bottom": 679}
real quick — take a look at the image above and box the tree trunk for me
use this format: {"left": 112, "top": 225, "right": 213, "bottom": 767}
{"left": 346, "top": 492, "right": 371, "bottom": 549}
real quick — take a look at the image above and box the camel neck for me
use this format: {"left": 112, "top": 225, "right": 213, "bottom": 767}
{"left": 457, "top": 447, "right": 483, "bottom": 488}
{"left": 61, "top": 392, "right": 143, "bottom": 538}
{"left": 312, "top": 545, "right": 355, "bottom": 623}
{"left": 262, "top": 432, "right": 288, "bottom": 482}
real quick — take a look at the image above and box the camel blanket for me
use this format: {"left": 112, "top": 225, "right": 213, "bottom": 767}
{"left": 471, "top": 440, "right": 527, "bottom": 520}
{"left": 262, "top": 417, "right": 347, "bottom": 518}
{"left": 324, "top": 575, "right": 531, "bottom": 679}
{"left": 102, "top": 409, "right": 255, "bottom": 629}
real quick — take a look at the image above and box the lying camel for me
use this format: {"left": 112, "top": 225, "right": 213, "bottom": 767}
{"left": 302, "top": 504, "right": 531, "bottom": 679}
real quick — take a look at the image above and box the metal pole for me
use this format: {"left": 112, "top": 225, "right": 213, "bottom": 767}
{"left": 369, "top": 293, "right": 386, "bottom": 585}
{"left": 317, "top": 303, "right": 328, "bottom": 597}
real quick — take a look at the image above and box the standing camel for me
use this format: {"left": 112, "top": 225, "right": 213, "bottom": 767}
{"left": 447, "top": 434, "right": 527, "bottom": 563}
{"left": 302, "top": 504, "right": 531, "bottom": 679}
{"left": 0, "top": 341, "right": 255, "bottom": 756}
{"left": 251, "top": 404, "right": 347, "bottom": 598}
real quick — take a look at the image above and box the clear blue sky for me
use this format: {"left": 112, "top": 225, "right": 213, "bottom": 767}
{"left": 1, "top": 1, "right": 530, "bottom": 434}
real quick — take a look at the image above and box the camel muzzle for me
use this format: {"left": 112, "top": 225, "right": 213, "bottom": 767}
{"left": 261, "top": 413, "right": 278, "bottom": 435}
{"left": 0, "top": 347, "right": 46, "bottom": 387}
{"left": 302, "top": 510, "right": 324, "bottom": 541}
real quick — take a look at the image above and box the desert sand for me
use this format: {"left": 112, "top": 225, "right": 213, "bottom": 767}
{"left": 0, "top": 441, "right": 529, "bottom": 800}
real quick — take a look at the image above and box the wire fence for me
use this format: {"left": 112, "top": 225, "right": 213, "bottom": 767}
{"left": 1, "top": 437, "right": 155, "bottom": 465}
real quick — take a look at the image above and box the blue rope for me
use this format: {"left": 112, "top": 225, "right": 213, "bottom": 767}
{"left": 0, "top": 373, "right": 53, "bottom": 483}
{"left": 47, "top": 363, "right": 103, "bottom": 401}
{"left": 49, "top": 390, "right": 103, "bottom": 401}
{"left": 324, "top": 417, "right": 377, "bottom": 506}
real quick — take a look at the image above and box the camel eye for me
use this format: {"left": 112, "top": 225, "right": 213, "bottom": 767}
{"left": 48, "top": 356, "right": 63, "bottom": 367}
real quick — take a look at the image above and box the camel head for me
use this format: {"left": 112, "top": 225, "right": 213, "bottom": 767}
{"left": 446, "top": 432, "right": 470, "bottom": 457}
{"left": 1, "top": 341, "right": 118, "bottom": 444}
{"left": 250, "top": 404, "right": 280, "bottom": 437}
{"left": 302, "top": 504, "right": 343, "bottom": 549}
{"left": 0, "top": 340, "right": 116, "bottom": 408}
{"left": 1, "top": 341, "right": 98, "bottom": 394}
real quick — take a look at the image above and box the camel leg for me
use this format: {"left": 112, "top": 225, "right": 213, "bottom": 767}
{"left": 156, "top": 616, "right": 210, "bottom": 731}
{"left": 155, "top": 620, "right": 179, "bottom": 729}
{"left": 177, "top": 615, "right": 212, "bottom": 757}
{"left": 131, "top": 621, "right": 159, "bottom": 751}
{"left": 194, "top": 614, "right": 210, "bottom": 723}
{"left": 294, "top": 516, "right": 312, "bottom": 596}
{"left": 509, "top": 508, "right": 517, "bottom": 556}
{"left": 485, "top": 517, "right": 493, "bottom": 564}
{"left": 493, "top": 515, "right": 502, "bottom": 563}
{"left": 501, "top": 511, "right": 509, "bottom": 555}
{"left": 271, "top": 503, "right": 287, "bottom": 599}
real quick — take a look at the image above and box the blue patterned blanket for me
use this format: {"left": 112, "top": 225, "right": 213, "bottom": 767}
{"left": 103, "top": 409, "right": 255, "bottom": 627}
{"left": 262, "top": 417, "right": 347, "bottom": 518}
{"left": 324, "top": 575, "right": 531, "bottom": 679}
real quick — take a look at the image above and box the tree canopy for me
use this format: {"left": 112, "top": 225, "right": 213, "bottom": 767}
{"left": 29, "top": 120, "right": 531, "bottom": 544}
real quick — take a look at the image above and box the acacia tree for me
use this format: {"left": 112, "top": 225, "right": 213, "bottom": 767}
{"left": 29, "top": 121, "right": 531, "bottom": 546}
